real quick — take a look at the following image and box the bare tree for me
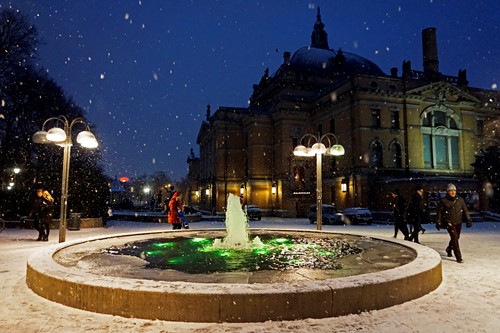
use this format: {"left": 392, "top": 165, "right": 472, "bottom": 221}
{"left": 0, "top": 9, "right": 108, "bottom": 219}
{"left": 0, "top": 9, "right": 39, "bottom": 82}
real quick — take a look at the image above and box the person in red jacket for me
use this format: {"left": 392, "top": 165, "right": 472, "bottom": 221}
{"left": 168, "top": 192, "right": 182, "bottom": 230}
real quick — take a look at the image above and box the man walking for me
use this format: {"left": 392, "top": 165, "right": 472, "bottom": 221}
{"left": 435, "top": 183, "right": 472, "bottom": 263}
{"left": 391, "top": 189, "right": 409, "bottom": 240}
{"left": 407, "top": 185, "right": 429, "bottom": 244}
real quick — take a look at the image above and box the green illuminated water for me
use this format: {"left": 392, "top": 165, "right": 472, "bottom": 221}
{"left": 105, "top": 234, "right": 362, "bottom": 274}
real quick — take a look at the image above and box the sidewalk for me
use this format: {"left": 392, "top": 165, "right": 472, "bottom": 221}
{"left": 1, "top": 219, "right": 499, "bottom": 332}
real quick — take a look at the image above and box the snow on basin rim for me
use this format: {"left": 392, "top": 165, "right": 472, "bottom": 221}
{"left": 27, "top": 228, "right": 441, "bottom": 294}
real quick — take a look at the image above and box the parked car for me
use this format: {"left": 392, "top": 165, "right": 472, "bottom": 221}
{"left": 342, "top": 207, "right": 373, "bottom": 225}
{"left": 308, "top": 204, "right": 344, "bottom": 225}
{"left": 244, "top": 205, "right": 262, "bottom": 220}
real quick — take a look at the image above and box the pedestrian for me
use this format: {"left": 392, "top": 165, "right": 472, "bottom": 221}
{"left": 103, "top": 206, "right": 112, "bottom": 228}
{"left": 29, "top": 187, "right": 54, "bottom": 241}
{"left": 435, "top": 183, "right": 472, "bottom": 263}
{"left": 391, "top": 189, "right": 409, "bottom": 240}
{"left": 407, "top": 185, "right": 429, "bottom": 244}
{"left": 168, "top": 191, "right": 183, "bottom": 230}
{"left": 40, "top": 190, "right": 54, "bottom": 241}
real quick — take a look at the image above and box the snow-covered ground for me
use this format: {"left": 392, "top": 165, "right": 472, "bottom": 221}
{"left": 0, "top": 218, "right": 499, "bottom": 332}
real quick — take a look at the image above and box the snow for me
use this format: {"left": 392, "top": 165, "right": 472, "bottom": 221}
{"left": 1, "top": 218, "right": 499, "bottom": 332}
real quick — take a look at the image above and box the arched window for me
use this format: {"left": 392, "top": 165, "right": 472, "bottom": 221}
{"left": 389, "top": 140, "right": 403, "bottom": 168}
{"left": 421, "top": 107, "right": 461, "bottom": 169}
{"left": 370, "top": 140, "right": 384, "bottom": 168}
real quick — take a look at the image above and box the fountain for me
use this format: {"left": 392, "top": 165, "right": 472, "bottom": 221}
{"left": 100, "top": 193, "right": 368, "bottom": 277}
{"left": 26, "top": 193, "right": 443, "bottom": 322}
{"left": 212, "top": 193, "right": 262, "bottom": 249}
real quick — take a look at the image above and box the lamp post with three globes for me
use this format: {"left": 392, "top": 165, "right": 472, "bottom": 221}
{"left": 293, "top": 133, "right": 345, "bottom": 230}
{"left": 32, "top": 116, "right": 98, "bottom": 242}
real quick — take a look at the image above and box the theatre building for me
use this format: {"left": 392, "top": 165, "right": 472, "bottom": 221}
{"left": 188, "top": 9, "right": 499, "bottom": 217}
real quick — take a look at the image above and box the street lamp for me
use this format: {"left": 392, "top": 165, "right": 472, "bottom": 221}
{"left": 143, "top": 187, "right": 151, "bottom": 206}
{"left": 293, "top": 133, "right": 345, "bottom": 230}
{"left": 32, "top": 116, "right": 98, "bottom": 242}
{"left": 5, "top": 166, "right": 21, "bottom": 190}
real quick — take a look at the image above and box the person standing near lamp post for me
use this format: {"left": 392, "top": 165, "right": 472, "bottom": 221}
{"left": 29, "top": 186, "right": 54, "bottom": 241}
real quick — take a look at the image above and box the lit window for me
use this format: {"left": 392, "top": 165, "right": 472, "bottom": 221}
{"left": 421, "top": 108, "right": 461, "bottom": 170}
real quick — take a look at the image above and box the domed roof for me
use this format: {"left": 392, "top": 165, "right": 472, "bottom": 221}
{"left": 286, "top": 7, "right": 385, "bottom": 78}
{"left": 290, "top": 46, "right": 385, "bottom": 77}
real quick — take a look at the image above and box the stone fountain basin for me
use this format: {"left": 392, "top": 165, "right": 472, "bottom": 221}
{"left": 26, "top": 229, "right": 442, "bottom": 323}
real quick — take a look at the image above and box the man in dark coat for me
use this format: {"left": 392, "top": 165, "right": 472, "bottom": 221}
{"left": 391, "top": 189, "right": 409, "bottom": 240}
{"left": 407, "top": 185, "right": 429, "bottom": 244}
{"left": 435, "top": 183, "right": 472, "bottom": 263}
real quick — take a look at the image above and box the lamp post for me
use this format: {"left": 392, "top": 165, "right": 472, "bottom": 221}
{"left": 32, "top": 116, "right": 98, "bottom": 243}
{"left": 5, "top": 166, "right": 21, "bottom": 190}
{"left": 293, "top": 133, "right": 345, "bottom": 230}
{"left": 143, "top": 187, "right": 151, "bottom": 208}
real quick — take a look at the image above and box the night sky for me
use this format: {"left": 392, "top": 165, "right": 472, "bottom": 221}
{"left": 2, "top": 1, "right": 499, "bottom": 180}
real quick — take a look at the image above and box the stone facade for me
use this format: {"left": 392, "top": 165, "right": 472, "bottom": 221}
{"left": 190, "top": 9, "right": 500, "bottom": 217}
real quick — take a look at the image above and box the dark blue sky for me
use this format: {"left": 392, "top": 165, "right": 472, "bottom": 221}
{"left": 3, "top": 1, "right": 499, "bottom": 180}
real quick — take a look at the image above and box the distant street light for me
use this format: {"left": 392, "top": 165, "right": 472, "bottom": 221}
{"left": 5, "top": 166, "right": 21, "bottom": 190}
{"left": 32, "top": 116, "right": 98, "bottom": 242}
{"left": 293, "top": 133, "right": 345, "bottom": 230}
{"left": 143, "top": 187, "right": 151, "bottom": 206}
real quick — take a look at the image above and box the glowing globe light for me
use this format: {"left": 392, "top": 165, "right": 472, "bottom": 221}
{"left": 292, "top": 145, "right": 308, "bottom": 156}
{"left": 311, "top": 142, "right": 327, "bottom": 154}
{"left": 327, "top": 144, "right": 345, "bottom": 156}
{"left": 46, "top": 127, "right": 67, "bottom": 142}
{"left": 32, "top": 130, "right": 49, "bottom": 143}
{"left": 76, "top": 130, "right": 98, "bottom": 148}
